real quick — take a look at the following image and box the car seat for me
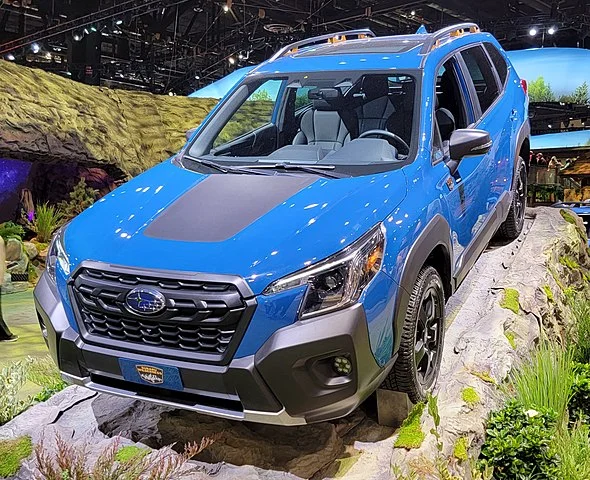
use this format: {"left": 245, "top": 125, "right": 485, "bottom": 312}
{"left": 292, "top": 99, "right": 351, "bottom": 150}
{"left": 356, "top": 76, "right": 394, "bottom": 134}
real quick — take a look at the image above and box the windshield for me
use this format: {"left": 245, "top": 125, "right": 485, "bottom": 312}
{"left": 185, "top": 70, "right": 418, "bottom": 176}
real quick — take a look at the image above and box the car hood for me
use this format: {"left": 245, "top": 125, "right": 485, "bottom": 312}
{"left": 65, "top": 160, "right": 407, "bottom": 294}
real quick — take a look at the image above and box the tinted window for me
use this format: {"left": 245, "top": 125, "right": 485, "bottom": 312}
{"left": 484, "top": 43, "right": 508, "bottom": 86}
{"left": 461, "top": 46, "right": 500, "bottom": 114}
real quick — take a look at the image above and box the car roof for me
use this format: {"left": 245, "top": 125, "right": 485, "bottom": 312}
{"left": 250, "top": 24, "right": 500, "bottom": 76}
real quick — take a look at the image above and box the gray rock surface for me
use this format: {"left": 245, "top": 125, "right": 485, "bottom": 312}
{"left": 1, "top": 207, "right": 588, "bottom": 479}
{"left": 5, "top": 238, "right": 23, "bottom": 262}
{"left": 23, "top": 242, "right": 38, "bottom": 260}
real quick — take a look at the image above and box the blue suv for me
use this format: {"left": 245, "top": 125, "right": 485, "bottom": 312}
{"left": 34, "top": 23, "right": 529, "bottom": 425}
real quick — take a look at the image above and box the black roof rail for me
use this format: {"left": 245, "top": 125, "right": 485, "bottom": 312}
{"left": 268, "top": 29, "right": 376, "bottom": 62}
{"left": 421, "top": 23, "right": 481, "bottom": 54}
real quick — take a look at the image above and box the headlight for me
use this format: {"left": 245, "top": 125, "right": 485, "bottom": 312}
{"left": 263, "top": 224, "right": 385, "bottom": 319}
{"left": 46, "top": 226, "right": 70, "bottom": 282}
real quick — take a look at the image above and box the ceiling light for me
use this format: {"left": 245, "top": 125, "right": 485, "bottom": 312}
{"left": 73, "top": 31, "right": 83, "bottom": 41}
{"left": 529, "top": 27, "right": 538, "bottom": 36}
{"left": 115, "top": 19, "right": 123, "bottom": 25}
{"left": 195, "top": 75, "right": 200, "bottom": 79}
{"left": 238, "top": 53, "right": 244, "bottom": 60}
{"left": 548, "top": 26, "right": 557, "bottom": 35}
{"left": 222, "top": 4, "right": 229, "bottom": 12}
{"left": 410, "top": 10, "right": 416, "bottom": 16}
{"left": 90, "top": 26, "right": 97, "bottom": 32}
{"left": 31, "top": 43, "right": 40, "bottom": 53}
{"left": 228, "top": 56, "right": 236, "bottom": 64}
{"left": 6, "top": 53, "right": 15, "bottom": 61}
{"left": 45, "top": 52, "right": 52, "bottom": 59}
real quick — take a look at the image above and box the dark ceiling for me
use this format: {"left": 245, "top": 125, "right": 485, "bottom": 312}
{"left": 0, "top": 0, "right": 589, "bottom": 94}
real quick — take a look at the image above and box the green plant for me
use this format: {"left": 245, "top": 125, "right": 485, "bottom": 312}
{"left": 561, "top": 208, "right": 578, "bottom": 225}
{"left": 560, "top": 255, "right": 580, "bottom": 270}
{"left": 0, "top": 359, "right": 33, "bottom": 425}
{"left": 553, "top": 421, "right": 590, "bottom": 480}
{"left": 34, "top": 433, "right": 215, "bottom": 480}
{"left": 394, "top": 402, "right": 426, "bottom": 449}
{"left": 461, "top": 387, "right": 480, "bottom": 407}
{"left": 570, "top": 295, "right": 590, "bottom": 363}
{"left": 58, "top": 178, "right": 97, "bottom": 221}
{"left": 115, "top": 446, "right": 150, "bottom": 463}
{"left": 30, "top": 204, "right": 63, "bottom": 243}
{"left": 0, "top": 221, "right": 25, "bottom": 240}
{"left": 504, "top": 331, "right": 516, "bottom": 350}
{"left": 509, "top": 341, "right": 573, "bottom": 422}
{"left": 569, "top": 362, "right": 590, "bottom": 425}
{"left": 27, "top": 356, "right": 68, "bottom": 402}
{"left": 542, "top": 284, "right": 554, "bottom": 303}
{"left": 500, "top": 288, "right": 519, "bottom": 314}
{"left": 528, "top": 76, "right": 555, "bottom": 102}
{"left": 0, "top": 436, "right": 32, "bottom": 478}
{"left": 479, "top": 400, "right": 558, "bottom": 479}
{"left": 453, "top": 437, "right": 469, "bottom": 462}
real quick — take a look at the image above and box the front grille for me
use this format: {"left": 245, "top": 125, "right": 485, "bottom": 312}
{"left": 69, "top": 265, "right": 255, "bottom": 364}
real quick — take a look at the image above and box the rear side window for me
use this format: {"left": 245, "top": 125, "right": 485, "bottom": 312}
{"left": 460, "top": 46, "right": 500, "bottom": 114}
{"left": 484, "top": 43, "right": 508, "bottom": 86}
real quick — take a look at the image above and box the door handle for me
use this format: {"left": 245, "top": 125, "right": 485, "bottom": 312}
{"left": 510, "top": 109, "right": 519, "bottom": 121}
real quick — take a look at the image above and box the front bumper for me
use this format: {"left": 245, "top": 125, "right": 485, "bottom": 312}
{"left": 34, "top": 272, "right": 391, "bottom": 425}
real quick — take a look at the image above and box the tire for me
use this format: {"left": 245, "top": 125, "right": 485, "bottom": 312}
{"left": 497, "top": 157, "right": 527, "bottom": 240}
{"left": 382, "top": 266, "right": 445, "bottom": 403}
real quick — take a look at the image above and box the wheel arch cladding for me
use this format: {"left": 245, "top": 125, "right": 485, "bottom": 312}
{"left": 392, "top": 214, "right": 452, "bottom": 355}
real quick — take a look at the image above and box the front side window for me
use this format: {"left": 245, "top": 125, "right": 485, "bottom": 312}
{"left": 484, "top": 43, "right": 508, "bottom": 86}
{"left": 212, "top": 80, "right": 283, "bottom": 148}
{"left": 461, "top": 46, "right": 500, "bottom": 114}
{"left": 186, "top": 71, "right": 419, "bottom": 176}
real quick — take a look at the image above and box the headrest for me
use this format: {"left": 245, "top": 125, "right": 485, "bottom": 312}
{"left": 361, "top": 75, "right": 390, "bottom": 100}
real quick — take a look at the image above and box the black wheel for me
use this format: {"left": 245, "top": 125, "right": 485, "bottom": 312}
{"left": 497, "top": 157, "right": 527, "bottom": 240}
{"left": 382, "top": 266, "right": 445, "bottom": 403}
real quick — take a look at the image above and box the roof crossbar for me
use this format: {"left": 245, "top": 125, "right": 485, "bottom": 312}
{"left": 268, "top": 28, "right": 376, "bottom": 62}
{"left": 420, "top": 23, "right": 481, "bottom": 54}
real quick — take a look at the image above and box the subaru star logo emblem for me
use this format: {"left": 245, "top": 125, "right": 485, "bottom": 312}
{"left": 125, "top": 287, "right": 166, "bottom": 315}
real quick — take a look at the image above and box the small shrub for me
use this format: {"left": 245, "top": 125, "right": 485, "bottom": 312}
{"left": 0, "top": 360, "right": 33, "bottom": 425}
{"left": 29, "top": 204, "right": 63, "bottom": 243}
{"left": 542, "top": 284, "right": 554, "bottom": 303}
{"left": 115, "top": 445, "right": 150, "bottom": 463}
{"left": 0, "top": 436, "right": 32, "bottom": 478}
{"left": 500, "top": 288, "right": 519, "bottom": 314}
{"left": 570, "top": 362, "right": 590, "bottom": 425}
{"left": 0, "top": 221, "right": 25, "bottom": 241}
{"left": 560, "top": 255, "right": 580, "bottom": 270}
{"left": 509, "top": 341, "right": 573, "bottom": 422}
{"left": 570, "top": 295, "right": 590, "bottom": 363}
{"left": 34, "top": 433, "right": 215, "bottom": 480}
{"left": 394, "top": 402, "right": 425, "bottom": 449}
{"left": 27, "top": 356, "right": 68, "bottom": 403}
{"left": 453, "top": 437, "right": 469, "bottom": 462}
{"left": 479, "top": 401, "right": 558, "bottom": 479}
{"left": 58, "top": 178, "right": 97, "bottom": 221}
{"left": 461, "top": 387, "right": 480, "bottom": 407}
{"left": 553, "top": 421, "right": 590, "bottom": 480}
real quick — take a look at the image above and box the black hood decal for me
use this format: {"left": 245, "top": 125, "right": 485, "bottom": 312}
{"left": 144, "top": 174, "right": 316, "bottom": 242}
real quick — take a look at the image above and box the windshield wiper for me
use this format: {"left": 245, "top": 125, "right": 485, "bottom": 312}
{"left": 181, "top": 155, "right": 271, "bottom": 176}
{"left": 239, "top": 163, "right": 345, "bottom": 179}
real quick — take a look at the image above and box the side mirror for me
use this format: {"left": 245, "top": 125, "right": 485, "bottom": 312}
{"left": 446, "top": 129, "right": 492, "bottom": 176}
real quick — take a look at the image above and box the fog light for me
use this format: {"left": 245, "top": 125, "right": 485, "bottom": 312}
{"left": 333, "top": 356, "right": 352, "bottom": 376}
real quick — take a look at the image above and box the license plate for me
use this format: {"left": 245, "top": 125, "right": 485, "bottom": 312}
{"left": 118, "top": 358, "right": 183, "bottom": 391}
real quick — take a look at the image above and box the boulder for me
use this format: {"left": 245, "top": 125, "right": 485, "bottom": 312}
{"left": 23, "top": 242, "right": 38, "bottom": 260}
{"left": 5, "top": 238, "right": 22, "bottom": 262}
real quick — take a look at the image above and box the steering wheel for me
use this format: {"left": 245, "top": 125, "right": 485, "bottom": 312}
{"left": 358, "top": 129, "right": 410, "bottom": 155}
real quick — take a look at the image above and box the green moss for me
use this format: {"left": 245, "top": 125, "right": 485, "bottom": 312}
{"left": 115, "top": 445, "right": 150, "bottom": 463}
{"left": 470, "top": 369, "right": 496, "bottom": 385}
{"left": 453, "top": 436, "right": 469, "bottom": 462}
{"left": 550, "top": 267, "right": 566, "bottom": 291}
{"left": 543, "top": 284, "right": 555, "bottom": 303}
{"left": 505, "top": 331, "right": 517, "bottom": 350}
{"left": 561, "top": 209, "right": 578, "bottom": 225}
{"left": 461, "top": 386, "right": 480, "bottom": 406}
{"left": 500, "top": 288, "right": 520, "bottom": 314}
{"left": 560, "top": 255, "right": 580, "bottom": 270}
{"left": 0, "top": 436, "right": 32, "bottom": 477}
{"left": 394, "top": 402, "right": 426, "bottom": 449}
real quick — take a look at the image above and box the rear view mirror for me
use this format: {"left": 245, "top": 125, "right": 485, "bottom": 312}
{"left": 449, "top": 129, "right": 492, "bottom": 160}
{"left": 308, "top": 87, "right": 341, "bottom": 101}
